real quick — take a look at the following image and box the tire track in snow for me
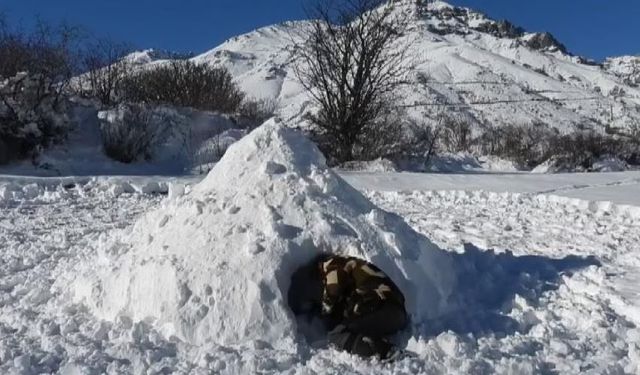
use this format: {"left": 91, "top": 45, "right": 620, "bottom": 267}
{"left": 532, "top": 176, "right": 640, "bottom": 195}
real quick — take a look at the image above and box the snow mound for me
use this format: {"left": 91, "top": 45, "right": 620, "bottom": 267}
{"left": 426, "top": 153, "right": 484, "bottom": 173}
{"left": 72, "top": 120, "right": 454, "bottom": 348}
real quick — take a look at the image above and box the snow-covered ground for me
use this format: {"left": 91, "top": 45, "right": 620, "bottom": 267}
{"left": 343, "top": 170, "right": 640, "bottom": 209}
{"left": 1, "top": 123, "right": 639, "bottom": 374}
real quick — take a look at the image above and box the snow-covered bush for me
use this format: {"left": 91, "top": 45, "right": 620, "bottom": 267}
{"left": 119, "top": 60, "right": 244, "bottom": 113}
{"left": 432, "top": 119, "right": 640, "bottom": 171}
{"left": 98, "top": 103, "right": 179, "bottom": 163}
{"left": 387, "top": 115, "right": 640, "bottom": 172}
{"left": 98, "top": 103, "right": 243, "bottom": 170}
{"left": 591, "top": 155, "right": 628, "bottom": 172}
{"left": 0, "top": 72, "right": 70, "bottom": 164}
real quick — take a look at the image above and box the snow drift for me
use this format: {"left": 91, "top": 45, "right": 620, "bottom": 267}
{"left": 72, "top": 120, "right": 454, "bottom": 348}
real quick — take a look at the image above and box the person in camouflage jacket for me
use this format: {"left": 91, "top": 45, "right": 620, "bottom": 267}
{"left": 288, "top": 254, "right": 408, "bottom": 359}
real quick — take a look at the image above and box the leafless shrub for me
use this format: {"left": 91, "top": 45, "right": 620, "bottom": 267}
{"left": 473, "top": 122, "right": 638, "bottom": 169}
{"left": 355, "top": 109, "right": 407, "bottom": 160}
{"left": 120, "top": 60, "right": 244, "bottom": 113}
{"left": 628, "top": 122, "right": 640, "bottom": 164}
{"left": 404, "top": 115, "right": 444, "bottom": 166}
{"left": 237, "top": 98, "right": 279, "bottom": 128}
{"left": 500, "top": 125, "right": 547, "bottom": 166}
{"left": 440, "top": 114, "right": 473, "bottom": 153}
{"left": 99, "top": 104, "right": 175, "bottom": 163}
{"left": 547, "top": 130, "right": 628, "bottom": 169}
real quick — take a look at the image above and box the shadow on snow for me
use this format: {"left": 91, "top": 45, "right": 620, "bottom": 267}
{"left": 418, "top": 243, "right": 601, "bottom": 338}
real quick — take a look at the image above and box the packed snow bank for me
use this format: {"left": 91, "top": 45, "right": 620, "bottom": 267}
{"left": 72, "top": 120, "right": 454, "bottom": 348}
{"left": 532, "top": 155, "right": 630, "bottom": 174}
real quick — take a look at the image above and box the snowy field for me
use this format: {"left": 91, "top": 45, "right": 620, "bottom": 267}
{"left": 1, "top": 135, "right": 640, "bottom": 373}
{"left": 343, "top": 170, "right": 640, "bottom": 209}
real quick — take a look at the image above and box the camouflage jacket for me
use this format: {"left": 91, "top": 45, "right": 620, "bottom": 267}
{"left": 318, "top": 256, "right": 405, "bottom": 321}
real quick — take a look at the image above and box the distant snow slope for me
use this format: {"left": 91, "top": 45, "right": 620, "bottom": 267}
{"left": 184, "top": 0, "right": 640, "bottom": 133}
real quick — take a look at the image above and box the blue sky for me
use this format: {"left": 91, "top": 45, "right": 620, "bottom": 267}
{"left": 1, "top": 0, "right": 638, "bottom": 61}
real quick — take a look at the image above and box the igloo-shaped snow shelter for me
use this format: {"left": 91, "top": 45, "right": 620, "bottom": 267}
{"left": 73, "top": 120, "right": 454, "bottom": 348}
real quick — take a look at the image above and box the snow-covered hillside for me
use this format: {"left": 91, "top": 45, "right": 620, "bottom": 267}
{"left": 185, "top": 0, "right": 640, "bottom": 133}
{"left": 5, "top": 0, "right": 639, "bottom": 177}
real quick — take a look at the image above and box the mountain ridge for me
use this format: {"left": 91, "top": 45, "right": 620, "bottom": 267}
{"left": 138, "top": 0, "right": 640, "bottom": 133}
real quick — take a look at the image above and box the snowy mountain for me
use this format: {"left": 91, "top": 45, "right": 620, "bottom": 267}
{"left": 182, "top": 0, "right": 640, "bottom": 133}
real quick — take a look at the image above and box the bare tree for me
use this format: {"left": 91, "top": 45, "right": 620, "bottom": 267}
{"left": 99, "top": 104, "right": 177, "bottom": 163}
{"left": 78, "top": 39, "right": 132, "bottom": 106}
{"left": 294, "top": 0, "right": 414, "bottom": 163}
{"left": 0, "top": 17, "right": 81, "bottom": 164}
{"left": 0, "top": 16, "right": 79, "bottom": 81}
{"left": 440, "top": 114, "right": 472, "bottom": 153}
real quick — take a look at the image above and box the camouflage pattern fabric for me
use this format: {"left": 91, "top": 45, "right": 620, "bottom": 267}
{"left": 316, "top": 255, "right": 408, "bottom": 359}
{"left": 319, "top": 256, "right": 406, "bottom": 323}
